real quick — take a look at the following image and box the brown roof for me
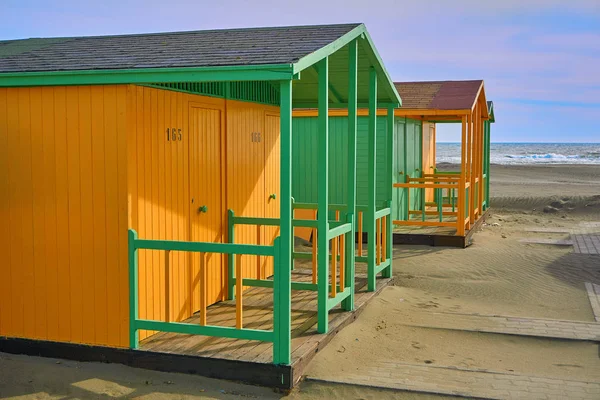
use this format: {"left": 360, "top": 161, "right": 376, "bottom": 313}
{"left": 394, "top": 80, "right": 483, "bottom": 110}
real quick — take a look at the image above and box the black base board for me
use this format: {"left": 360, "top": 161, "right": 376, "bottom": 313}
{"left": 393, "top": 233, "right": 467, "bottom": 247}
{"left": 0, "top": 336, "right": 292, "bottom": 389}
{"left": 392, "top": 209, "right": 490, "bottom": 248}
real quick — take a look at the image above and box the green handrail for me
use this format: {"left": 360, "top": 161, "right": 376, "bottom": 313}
{"left": 128, "top": 229, "right": 282, "bottom": 361}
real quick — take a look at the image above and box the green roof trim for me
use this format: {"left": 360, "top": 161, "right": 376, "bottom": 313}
{"left": 0, "top": 64, "right": 294, "bottom": 87}
{"left": 293, "top": 24, "right": 401, "bottom": 107}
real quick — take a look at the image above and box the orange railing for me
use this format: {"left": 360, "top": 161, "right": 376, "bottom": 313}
{"left": 393, "top": 173, "right": 471, "bottom": 236}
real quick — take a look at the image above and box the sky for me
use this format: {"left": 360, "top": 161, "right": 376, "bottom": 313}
{"left": 1, "top": 0, "right": 599, "bottom": 142}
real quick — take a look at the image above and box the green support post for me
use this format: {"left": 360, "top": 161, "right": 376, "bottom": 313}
{"left": 421, "top": 189, "right": 426, "bottom": 222}
{"left": 128, "top": 229, "right": 139, "bottom": 349}
{"left": 317, "top": 57, "right": 330, "bottom": 333}
{"left": 384, "top": 105, "right": 394, "bottom": 278}
{"left": 343, "top": 39, "right": 358, "bottom": 311}
{"left": 273, "top": 79, "right": 293, "bottom": 364}
{"left": 485, "top": 121, "right": 491, "bottom": 209}
{"left": 419, "top": 124, "right": 425, "bottom": 221}
{"left": 403, "top": 119, "right": 409, "bottom": 221}
{"left": 438, "top": 188, "right": 443, "bottom": 222}
{"left": 291, "top": 198, "right": 295, "bottom": 271}
{"left": 367, "top": 67, "right": 377, "bottom": 292}
{"left": 227, "top": 209, "right": 235, "bottom": 300}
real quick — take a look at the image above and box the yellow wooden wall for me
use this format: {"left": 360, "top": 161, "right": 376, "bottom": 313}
{"left": 0, "top": 85, "right": 129, "bottom": 347}
{"left": 226, "top": 100, "right": 280, "bottom": 281}
{"left": 0, "top": 84, "right": 280, "bottom": 348}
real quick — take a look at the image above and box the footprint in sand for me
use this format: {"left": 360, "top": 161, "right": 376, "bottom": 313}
{"left": 416, "top": 301, "right": 440, "bottom": 309}
{"left": 554, "top": 363, "right": 582, "bottom": 368}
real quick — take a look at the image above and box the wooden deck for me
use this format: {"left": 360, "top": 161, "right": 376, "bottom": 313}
{"left": 140, "top": 268, "right": 392, "bottom": 387}
{"left": 392, "top": 209, "right": 490, "bottom": 248}
{"left": 0, "top": 268, "right": 391, "bottom": 390}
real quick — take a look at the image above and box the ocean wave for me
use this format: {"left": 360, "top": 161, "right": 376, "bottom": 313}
{"left": 504, "top": 153, "right": 581, "bottom": 160}
{"left": 436, "top": 144, "right": 600, "bottom": 165}
{"left": 437, "top": 153, "right": 600, "bottom": 165}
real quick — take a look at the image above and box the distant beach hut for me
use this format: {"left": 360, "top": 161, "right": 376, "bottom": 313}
{"left": 0, "top": 23, "right": 400, "bottom": 388}
{"left": 393, "top": 80, "right": 492, "bottom": 246}
{"left": 292, "top": 80, "right": 492, "bottom": 248}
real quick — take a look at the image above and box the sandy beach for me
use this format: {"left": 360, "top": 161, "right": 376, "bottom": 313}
{"left": 305, "top": 163, "right": 600, "bottom": 396}
{"left": 1, "top": 163, "right": 599, "bottom": 399}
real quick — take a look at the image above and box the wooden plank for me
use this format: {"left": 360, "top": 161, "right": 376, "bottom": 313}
{"left": 585, "top": 282, "right": 600, "bottom": 322}
{"left": 393, "top": 220, "right": 456, "bottom": 227}
{"left": 132, "top": 272, "right": 392, "bottom": 388}
{"left": 394, "top": 183, "right": 459, "bottom": 189}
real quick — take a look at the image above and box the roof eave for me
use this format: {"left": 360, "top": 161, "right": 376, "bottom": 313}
{"left": 292, "top": 24, "right": 402, "bottom": 107}
{"left": 394, "top": 108, "right": 470, "bottom": 117}
{"left": 361, "top": 29, "right": 402, "bottom": 107}
{"left": 0, "top": 63, "right": 295, "bottom": 87}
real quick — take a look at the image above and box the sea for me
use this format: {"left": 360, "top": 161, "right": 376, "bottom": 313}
{"left": 437, "top": 143, "right": 600, "bottom": 165}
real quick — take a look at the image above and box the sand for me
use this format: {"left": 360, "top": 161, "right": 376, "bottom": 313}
{"left": 305, "top": 163, "right": 600, "bottom": 388}
{"left": 0, "top": 352, "right": 450, "bottom": 399}
{"left": 1, "top": 163, "right": 600, "bottom": 399}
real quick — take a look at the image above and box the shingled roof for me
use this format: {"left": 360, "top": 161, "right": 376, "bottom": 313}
{"left": 0, "top": 23, "right": 360, "bottom": 73}
{"left": 394, "top": 80, "right": 483, "bottom": 110}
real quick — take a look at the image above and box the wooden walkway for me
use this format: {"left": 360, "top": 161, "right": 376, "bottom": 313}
{"left": 140, "top": 270, "right": 392, "bottom": 387}
{"left": 398, "top": 311, "right": 600, "bottom": 342}
{"left": 573, "top": 234, "right": 600, "bottom": 255}
{"left": 308, "top": 361, "right": 600, "bottom": 399}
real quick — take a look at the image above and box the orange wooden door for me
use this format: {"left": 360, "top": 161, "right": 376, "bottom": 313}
{"left": 189, "top": 105, "right": 224, "bottom": 310}
{"left": 262, "top": 113, "right": 280, "bottom": 278}
{"left": 226, "top": 101, "right": 265, "bottom": 282}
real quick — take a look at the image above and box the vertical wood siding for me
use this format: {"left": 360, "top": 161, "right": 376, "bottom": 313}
{"left": 189, "top": 105, "right": 225, "bottom": 308}
{"left": 127, "top": 87, "right": 228, "bottom": 340}
{"left": 1, "top": 84, "right": 280, "bottom": 348}
{"left": 291, "top": 115, "right": 388, "bottom": 208}
{"left": 226, "top": 100, "right": 280, "bottom": 281}
{"left": 392, "top": 118, "right": 423, "bottom": 220}
{"left": 263, "top": 113, "right": 281, "bottom": 276}
{"left": 0, "top": 86, "right": 128, "bottom": 347}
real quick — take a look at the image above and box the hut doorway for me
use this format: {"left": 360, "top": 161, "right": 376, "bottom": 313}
{"left": 189, "top": 105, "right": 225, "bottom": 310}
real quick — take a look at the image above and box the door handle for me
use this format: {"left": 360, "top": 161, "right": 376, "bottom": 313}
{"left": 269, "top": 193, "right": 277, "bottom": 200}
{"left": 198, "top": 205, "right": 208, "bottom": 213}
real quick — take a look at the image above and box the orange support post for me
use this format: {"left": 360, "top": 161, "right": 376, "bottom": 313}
{"left": 339, "top": 234, "right": 345, "bottom": 291}
{"left": 467, "top": 111, "right": 474, "bottom": 229}
{"left": 331, "top": 235, "right": 338, "bottom": 298}
{"left": 235, "top": 254, "right": 243, "bottom": 329}
{"left": 457, "top": 115, "right": 467, "bottom": 236}
{"left": 165, "top": 250, "right": 171, "bottom": 322}
{"left": 358, "top": 211, "right": 363, "bottom": 256}
{"left": 382, "top": 216, "right": 387, "bottom": 261}
{"left": 199, "top": 252, "right": 207, "bottom": 326}
{"left": 256, "top": 224, "right": 262, "bottom": 279}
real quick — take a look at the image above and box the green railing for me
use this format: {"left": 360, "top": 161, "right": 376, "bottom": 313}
{"left": 226, "top": 201, "right": 392, "bottom": 335}
{"left": 227, "top": 208, "right": 354, "bottom": 297}
{"left": 128, "top": 229, "right": 290, "bottom": 364}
